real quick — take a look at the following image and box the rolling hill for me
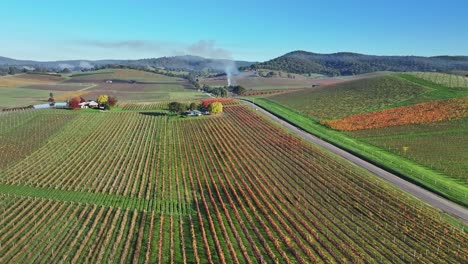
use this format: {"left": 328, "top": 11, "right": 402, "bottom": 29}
{"left": 249, "top": 51, "right": 468, "bottom": 76}
{"left": 0, "top": 55, "right": 255, "bottom": 72}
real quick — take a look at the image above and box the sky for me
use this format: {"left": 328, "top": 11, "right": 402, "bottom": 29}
{"left": 1, "top": 0, "right": 467, "bottom": 62}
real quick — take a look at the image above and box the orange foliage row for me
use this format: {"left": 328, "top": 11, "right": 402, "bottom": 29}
{"left": 201, "top": 98, "right": 238, "bottom": 108}
{"left": 322, "top": 97, "right": 468, "bottom": 131}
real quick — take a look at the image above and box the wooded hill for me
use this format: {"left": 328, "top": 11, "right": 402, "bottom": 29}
{"left": 247, "top": 51, "right": 468, "bottom": 76}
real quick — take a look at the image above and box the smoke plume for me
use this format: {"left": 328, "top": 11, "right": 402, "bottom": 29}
{"left": 79, "top": 61, "right": 94, "bottom": 69}
{"left": 58, "top": 63, "right": 74, "bottom": 70}
{"left": 186, "top": 40, "right": 238, "bottom": 86}
{"left": 22, "top": 66, "right": 35, "bottom": 71}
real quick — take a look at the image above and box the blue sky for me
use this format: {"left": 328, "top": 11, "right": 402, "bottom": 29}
{"left": 1, "top": 0, "right": 467, "bottom": 61}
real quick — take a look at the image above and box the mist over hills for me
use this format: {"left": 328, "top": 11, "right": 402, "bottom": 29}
{"left": 0, "top": 55, "right": 255, "bottom": 72}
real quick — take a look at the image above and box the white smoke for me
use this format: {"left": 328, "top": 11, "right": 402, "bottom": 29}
{"left": 224, "top": 61, "right": 239, "bottom": 86}
{"left": 22, "top": 66, "right": 35, "bottom": 71}
{"left": 58, "top": 63, "right": 74, "bottom": 70}
{"left": 186, "top": 40, "right": 238, "bottom": 86}
{"left": 79, "top": 61, "right": 94, "bottom": 69}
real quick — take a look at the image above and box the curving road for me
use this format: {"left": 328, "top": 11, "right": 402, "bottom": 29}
{"left": 241, "top": 100, "right": 468, "bottom": 223}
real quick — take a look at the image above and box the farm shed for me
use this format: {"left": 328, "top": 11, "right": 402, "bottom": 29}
{"left": 79, "top": 101, "right": 99, "bottom": 109}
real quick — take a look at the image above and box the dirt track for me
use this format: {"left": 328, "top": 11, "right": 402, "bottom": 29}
{"left": 241, "top": 100, "right": 468, "bottom": 223}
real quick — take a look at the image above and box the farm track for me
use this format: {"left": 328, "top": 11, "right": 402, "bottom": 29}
{"left": 241, "top": 99, "right": 468, "bottom": 223}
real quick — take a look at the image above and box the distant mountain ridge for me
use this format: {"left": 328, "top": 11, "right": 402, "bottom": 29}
{"left": 250, "top": 51, "right": 468, "bottom": 76}
{"left": 0, "top": 55, "right": 255, "bottom": 72}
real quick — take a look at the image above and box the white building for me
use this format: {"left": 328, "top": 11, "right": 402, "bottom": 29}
{"left": 79, "top": 101, "right": 99, "bottom": 109}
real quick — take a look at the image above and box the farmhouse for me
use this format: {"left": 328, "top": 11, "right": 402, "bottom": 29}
{"left": 79, "top": 101, "right": 99, "bottom": 109}
{"left": 186, "top": 110, "right": 202, "bottom": 116}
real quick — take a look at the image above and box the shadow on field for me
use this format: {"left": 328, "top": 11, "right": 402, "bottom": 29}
{"left": 139, "top": 112, "right": 168, "bottom": 117}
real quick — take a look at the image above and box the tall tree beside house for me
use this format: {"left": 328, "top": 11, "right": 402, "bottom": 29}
{"left": 48, "top": 92, "right": 55, "bottom": 105}
{"left": 97, "top": 95, "right": 108, "bottom": 105}
{"left": 68, "top": 97, "right": 81, "bottom": 109}
{"left": 189, "top": 102, "right": 198, "bottom": 110}
{"left": 208, "top": 102, "right": 223, "bottom": 114}
{"left": 96, "top": 95, "right": 110, "bottom": 109}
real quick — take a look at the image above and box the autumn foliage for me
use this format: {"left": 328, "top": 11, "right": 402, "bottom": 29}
{"left": 108, "top": 96, "right": 118, "bottom": 107}
{"left": 208, "top": 102, "right": 223, "bottom": 114}
{"left": 97, "top": 95, "right": 109, "bottom": 105}
{"left": 68, "top": 97, "right": 81, "bottom": 109}
{"left": 322, "top": 97, "right": 468, "bottom": 131}
{"left": 201, "top": 98, "right": 237, "bottom": 108}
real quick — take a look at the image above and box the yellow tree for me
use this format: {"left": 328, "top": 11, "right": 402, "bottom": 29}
{"left": 97, "top": 95, "right": 108, "bottom": 105}
{"left": 208, "top": 102, "right": 223, "bottom": 114}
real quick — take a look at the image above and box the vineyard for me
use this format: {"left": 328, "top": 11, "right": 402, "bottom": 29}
{"left": 0, "top": 105, "right": 467, "bottom": 263}
{"left": 409, "top": 72, "right": 468, "bottom": 88}
{"left": 268, "top": 75, "right": 429, "bottom": 119}
{"left": 348, "top": 118, "right": 468, "bottom": 182}
{"left": 119, "top": 101, "right": 194, "bottom": 111}
{"left": 322, "top": 97, "right": 468, "bottom": 131}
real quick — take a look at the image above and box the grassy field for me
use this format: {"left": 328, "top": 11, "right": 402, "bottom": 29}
{"left": 0, "top": 73, "right": 64, "bottom": 88}
{"left": 246, "top": 98, "right": 468, "bottom": 206}
{"left": 348, "top": 118, "right": 468, "bottom": 183}
{"left": 67, "top": 69, "right": 184, "bottom": 83}
{"left": 268, "top": 75, "right": 430, "bottom": 119}
{"left": 0, "top": 105, "right": 466, "bottom": 262}
{"left": 0, "top": 88, "right": 67, "bottom": 108}
{"left": 268, "top": 73, "right": 468, "bottom": 121}
{"left": 0, "top": 69, "right": 207, "bottom": 108}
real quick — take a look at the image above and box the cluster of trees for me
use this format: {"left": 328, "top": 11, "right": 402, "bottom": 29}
{"left": 168, "top": 102, "right": 199, "bottom": 113}
{"left": 202, "top": 84, "right": 246, "bottom": 97}
{"left": 0, "top": 66, "right": 32, "bottom": 76}
{"left": 168, "top": 100, "right": 223, "bottom": 115}
{"left": 97, "top": 95, "right": 118, "bottom": 109}
{"left": 228, "top": 85, "right": 246, "bottom": 95}
{"left": 203, "top": 85, "right": 227, "bottom": 97}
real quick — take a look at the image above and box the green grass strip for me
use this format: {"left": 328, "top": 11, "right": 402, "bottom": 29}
{"left": 0, "top": 183, "right": 193, "bottom": 214}
{"left": 69, "top": 71, "right": 115, "bottom": 77}
{"left": 245, "top": 97, "right": 468, "bottom": 207}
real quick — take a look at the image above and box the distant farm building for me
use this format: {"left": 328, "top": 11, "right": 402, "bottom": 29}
{"left": 186, "top": 110, "right": 202, "bottom": 116}
{"left": 105, "top": 80, "right": 113, "bottom": 84}
{"left": 79, "top": 101, "right": 99, "bottom": 109}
